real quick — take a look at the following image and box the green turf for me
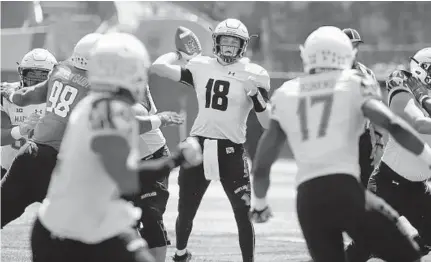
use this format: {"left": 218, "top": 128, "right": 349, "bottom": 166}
{"left": 1, "top": 160, "right": 430, "bottom": 262}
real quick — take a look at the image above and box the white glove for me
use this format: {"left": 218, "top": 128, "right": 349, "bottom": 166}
{"left": 249, "top": 205, "right": 273, "bottom": 223}
{"left": 178, "top": 137, "right": 203, "bottom": 168}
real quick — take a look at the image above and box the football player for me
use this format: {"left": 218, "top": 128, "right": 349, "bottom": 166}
{"left": 126, "top": 85, "right": 185, "bottom": 262}
{"left": 249, "top": 26, "right": 429, "bottom": 262}
{"left": 1, "top": 48, "right": 56, "bottom": 179}
{"left": 343, "top": 28, "right": 386, "bottom": 186}
{"left": 30, "top": 32, "right": 203, "bottom": 262}
{"left": 348, "top": 48, "right": 431, "bottom": 261}
{"left": 151, "top": 19, "right": 271, "bottom": 262}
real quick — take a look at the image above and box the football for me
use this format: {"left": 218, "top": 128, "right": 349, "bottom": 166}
{"left": 175, "top": 26, "right": 202, "bottom": 57}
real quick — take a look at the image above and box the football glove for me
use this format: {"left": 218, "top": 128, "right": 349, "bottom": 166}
{"left": 406, "top": 76, "right": 430, "bottom": 106}
{"left": 249, "top": 205, "right": 273, "bottom": 223}
{"left": 156, "top": 111, "right": 185, "bottom": 127}
{"left": 178, "top": 137, "right": 203, "bottom": 168}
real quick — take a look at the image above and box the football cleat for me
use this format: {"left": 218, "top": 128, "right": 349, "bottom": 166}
{"left": 172, "top": 250, "right": 192, "bottom": 262}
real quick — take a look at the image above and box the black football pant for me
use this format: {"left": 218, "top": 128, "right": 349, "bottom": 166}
{"left": 359, "top": 128, "right": 373, "bottom": 187}
{"left": 1, "top": 142, "right": 58, "bottom": 228}
{"left": 31, "top": 218, "right": 154, "bottom": 262}
{"left": 124, "top": 145, "right": 171, "bottom": 249}
{"left": 175, "top": 137, "right": 254, "bottom": 262}
{"left": 297, "top": 174, "right": 421, "bottom": 262}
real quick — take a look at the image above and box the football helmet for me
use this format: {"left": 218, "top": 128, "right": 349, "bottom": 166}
{"left": 410, "top": 47, "right": 431, "bottom": 87}
{"left": 88, "top": 32, "right": 151, "bottom": 102}
{"left": 212, "top": 18, "right": 249, "bottom": 64}
{"left": 70, "top": 33, "right": 103, "bottom": 70}
{"left": 300, "top": 26, "right": 356, "bottom": 73}
{"left": 342, "top": 28, "right": 363, "bottom": 48}
{"left": 18, "top": 48, "right": 57, "bottom": 87}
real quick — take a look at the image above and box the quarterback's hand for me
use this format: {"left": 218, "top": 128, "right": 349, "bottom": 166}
{"left": 406, "top": 76, "right": 429, "bottom": 103}
{"left": 244, "top": 76, "right": 261, "bottom": 96}
{"left": 19, "top": 113, "right": 40, "bottom": 136}
{"left": 156, "top": 112, "right": 185, "bottom": 127}
{"left": 249, "top": 205, "right": 273, "bottom": 223}
{"left": 178, "top": 137, "right": 202, "bottom": 168}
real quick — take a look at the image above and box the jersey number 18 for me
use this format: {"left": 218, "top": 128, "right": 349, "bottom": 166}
{"left": 297, "top": 94, "right": 334, "bottom": 141}
{"left": 205, "top": 78, "right": 230, "bottom": 111}
{"left": 46, "top": 81, "right": 78, "bottom": 118}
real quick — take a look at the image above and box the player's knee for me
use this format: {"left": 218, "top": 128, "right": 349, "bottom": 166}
{"left": 139, "top": 219, "right": 170, "bottom": 249}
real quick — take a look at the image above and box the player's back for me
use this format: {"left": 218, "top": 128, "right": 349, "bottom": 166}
{"left": 32, "top": 60, "right": 90, "bottom": 151}
{"left": 273, "top": 70, "right": 368, "bottom": 185}
{"left": 187, "top": 56, "right": 269, "bottom": 144}
{"left": 38, "top": 92, "right": 141, "bottom": 243}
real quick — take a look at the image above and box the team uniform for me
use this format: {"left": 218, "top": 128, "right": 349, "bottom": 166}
{"left": 0, "top": 84, "right": 45, "bottom": 177}
{"left": 1, "top": 61, "right": 89, "bottom": 228}
{"left": 354, "top": 61, "right": 384, "bottom": 187}
{"left": 369, "top": 69, "right": 431, "bottom": 248}
{"left": 32, "top": 93, "right": 152, "bottom": 262}
{"left": 175, "top": 55, "right": 270, "bottom": 261}
{"left": 127, "top": 85, "right": 171, "bottom": 249}
{"left": 271, "top": 69, "right": 421, "bottom": 262}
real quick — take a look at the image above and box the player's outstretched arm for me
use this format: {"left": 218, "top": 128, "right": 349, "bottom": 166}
{"left": 151, "top": 52, "right": 183, "bottom": 82}
{"left": 251, "top": 119, "right": 286, "bottom": 206}
{"left": 4, "top": 81, "right": 49, "bottom": 106}
{"left": 136, "top": 111, "right": 184, "bottom": 134}
{"left": 136, "top": 137, "right": 202, "bottom": 185}
{"left": 362, "top": 99, "right": 431, "bottom": 169}
{"left": 391, "top": 91, "right": 431, "bottom": 134}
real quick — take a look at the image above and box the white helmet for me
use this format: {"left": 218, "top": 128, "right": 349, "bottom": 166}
{"left": 410, "top": 47, "right": 431, "bottom": 86}
{"left": 88, "top": 32, "right": 151, "bottom": 102}
{"left": 300, "top": 26, "right": 356, "bottom": 74}
{"left": 70, "top": 33, "right": 103, "bottom": 70}
{"left": 18, "top": 48, "right": 57, "bottom": 87}
{"left": 212, "top": 18, "right": 250, "bottom": 64}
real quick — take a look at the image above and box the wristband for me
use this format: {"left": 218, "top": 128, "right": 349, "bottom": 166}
{"left": 251, "top": 196, "right": 268, "bottom": 210}
{"left": 251, "top": 91, "right": 267, "bottom": 113}
{"left": 150, "top": 115, "right": 162, "bottom": 130}
{"left": 11, "top": 126, "right": 23, "bottom": 140}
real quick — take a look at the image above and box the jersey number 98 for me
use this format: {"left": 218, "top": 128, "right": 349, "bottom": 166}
{"left": 46, "top": 81, "right": 78, "bottom": 118}
{"left": 205, "top": 79, "right": 230, "bottom": 111}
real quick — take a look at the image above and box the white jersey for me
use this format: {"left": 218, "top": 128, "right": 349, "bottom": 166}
{"left": 184, "top": 56, "right": 270, "bottom": 144}
{"left": 1, "top": 90, "right": 46, "bottom": 170}
{"left": 271, "top": 70, "right": 381, "bottom": 186}
{"left": 381, "top": 72, "right": 431, "bottom": 181}
{"left": 134, "top": 85, "right": 166, "bottom": 159}
{"left": 38, "top": 93, "right": 142, "bottom": 243}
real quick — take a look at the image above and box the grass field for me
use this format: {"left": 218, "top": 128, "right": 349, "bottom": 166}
{"left": 1, "top": 160, "right": 430, "bottom": 262}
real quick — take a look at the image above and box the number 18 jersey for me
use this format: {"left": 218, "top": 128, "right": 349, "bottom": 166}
{"left": 33, "top": 61, "right": 89, "bottom": 151}
{"left": 184, "top": 56, "right": 270, "bottom": 144}
{"left": 271, "top": 70, "right": 381, "bottom": 186}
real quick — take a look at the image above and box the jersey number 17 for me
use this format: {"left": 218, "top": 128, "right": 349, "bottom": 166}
{"left": 297, "top": 93, "right": 334, "bottom": 141}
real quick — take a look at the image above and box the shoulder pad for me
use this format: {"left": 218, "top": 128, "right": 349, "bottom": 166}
{"left": 187, "top": 55, "right": 213, "bottom": 66}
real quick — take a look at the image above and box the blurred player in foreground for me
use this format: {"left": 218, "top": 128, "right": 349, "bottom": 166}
{"left": 250, "top": 26, "right": 430, "bottom": 262}
{"left": 152, "top": 19, "right": 271, "bottom": 262}
{"left": 347, "top": 48, "right": 431, "bottom": 261}
{"left": 343, "top": 28, "right": 386, "bottom": 186}
{"left": 30, "top": 32, "right": 203, "bottom": 262}
{"left": 1, "top": 48, "right": 56, "bottom": 179}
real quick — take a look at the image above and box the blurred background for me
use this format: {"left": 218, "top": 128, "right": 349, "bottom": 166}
{"left": 1, "top": 1, "right": 430, "bottom": 157}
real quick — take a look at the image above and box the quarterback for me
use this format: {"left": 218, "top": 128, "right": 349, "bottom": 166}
{"left": 151, "top": 19, "right": 271, "bottom": 262}
{"left": 31, "top": 32, "right": 202, "bottom": 262}
{"left": 1, "top": 49, "right": 56, "bottom": 178}
{"left": 250, "top": 26, "right": 429, "bottom": 262}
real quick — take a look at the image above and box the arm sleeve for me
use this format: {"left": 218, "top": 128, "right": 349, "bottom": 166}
{"left": 179, "top": 66, "right": 194, "bottom": 87}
